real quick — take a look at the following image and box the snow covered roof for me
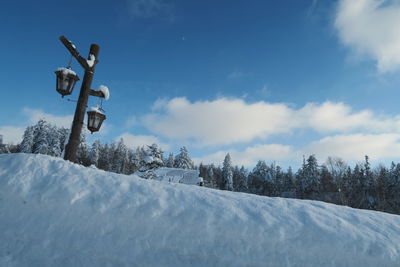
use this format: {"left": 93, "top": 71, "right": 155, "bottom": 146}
{"left": 56, "top": 67, "right": 77, "bottom": 76}
{"left": 88, "top": 106, "right": 105, "bottom": 115}
{"left": 153, "top": 167, "right": 203, "bottom": 185}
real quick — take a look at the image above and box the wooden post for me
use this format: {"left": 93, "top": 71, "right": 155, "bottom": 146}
{"left": 60, "top": 36, "right": 100, "bottom": 163}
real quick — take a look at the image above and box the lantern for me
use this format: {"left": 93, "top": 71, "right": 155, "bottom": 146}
{"left": 87, "top": 107, "right": 106, "bottom": 133}
{"left": 55, "top": 67, "right": 80, "bottom": 97}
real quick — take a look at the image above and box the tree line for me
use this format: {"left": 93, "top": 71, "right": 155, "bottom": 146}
{"left": 1, "top": 119, "right": 400, "bottom": 215}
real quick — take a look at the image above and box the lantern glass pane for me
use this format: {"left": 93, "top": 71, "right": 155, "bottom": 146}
{"left": 89, "top": 115, "right": 95, "bottom": 128}
{"left": 62, "top": 77, "right": 70, "bottom": 91}
{"left": 94, "top": 116, "right": 101, "bottom": 128}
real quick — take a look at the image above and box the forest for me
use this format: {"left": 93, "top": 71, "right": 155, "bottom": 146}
{"left": 1, "top": 119, "right": 400, "bottom": 215}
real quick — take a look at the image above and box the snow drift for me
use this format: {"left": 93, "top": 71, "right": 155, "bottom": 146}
{"left": 1, "top": 154, "right": 400, "bottom": 267}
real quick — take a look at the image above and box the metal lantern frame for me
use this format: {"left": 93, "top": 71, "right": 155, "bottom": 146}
{"left": 55, "top": 68, "right": 80, "bottom": 97}
{"left": 87, "top": 109, "right": 106, "bottom": 133}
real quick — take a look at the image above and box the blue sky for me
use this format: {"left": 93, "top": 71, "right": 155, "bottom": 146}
{"left": 2, "top": 0, "right": 400, "bottom": 168}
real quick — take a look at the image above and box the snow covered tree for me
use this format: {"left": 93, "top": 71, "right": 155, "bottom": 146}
{"left": 165, "top": 152, "right": 174, "bottom": 168}
{"left": 298, "top": 155, "right": 320, "bottom": 198}
{"left": 234, "top": 166, "right": 248, "bottom": 192}
{"left": 137, "top": 144, "right": 164, "bottom": 179}
{"left": 76, "top": 132, "right": 89, "bottom": 165}
{"left": 222, "top": 153, "right": 234, "bottom": 191}
{"left": 57, "top": 127, "right": 69, "bottom": 156}
{"left": 47, "top": 125, "right": 62, "bottom": 157}
{"left": 111, "top": 139, "right": 130, "bottom": 174}
{"left": 20, "top": 120, "right": 69, "bottom": 158}
{"left": 19, "top": 126, "right": 35, "bottom": 153}
{"left": 32, "top": 120, "right": 51, "bottom": 155}
{"left": 248, "top": 160, "right": 270, "bottom": 195}
{"left": 89, "top": 139, "right": 102, "bottom": 166}
{"left": 205, "top": 164, "right": 218, "bottom": 188}
{"left": 174, "top": 146, "right": 194, "bottom": 169}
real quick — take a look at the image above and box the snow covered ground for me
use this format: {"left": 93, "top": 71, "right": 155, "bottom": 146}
{"left": 1, "top": 153, "right": 400, "bottom": 267}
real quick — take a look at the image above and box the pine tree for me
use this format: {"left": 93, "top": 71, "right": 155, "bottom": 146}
{"left": 235, "top": 166, "right": 248, "bottom": 192}
{"left": 19, "top": 126, "right": 35, "bottom": 153}
{"left": 111, "top": 139, "right": 129, "bottom": 174}
{"left": 137, "top": 144, "right": 164, "bottom": 179}
{"left": 207, "top": 164, "right": 217, "bottom": 188}
{"left": 166, "top": 152, "right": 174, "bottom": 168}
{"left": 48, "top": 125, "right": 61, "bottom": 157}
{"left": 89, "top": 139, "right": 102, "bottom": 166}
{"left": 174, "top": 146, "right": 194, "bottom": 169}
{"left": 248, "top": 160, "right": 269, "bottom": 195}
{"left": 76, "top": 132, "right": 89, "bottom": 165}
{"left": 299, "top": 155, "right": 320, "bottom": 198}
{"left": 222, "top": 153, "right": 233, "bottom": 191}
{"left": 32, "top": 119, "right": 50, "bottom": 155}
{"left": 58, "top": 127, "right": 69, "bottom": 156}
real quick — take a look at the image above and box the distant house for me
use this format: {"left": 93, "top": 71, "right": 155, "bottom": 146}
{"left": 0, "top": 134, "right": 10, "bottom": 153}
{"left": 153, "top": 168, "right": 204, "bottom": 186}
{"left": 0, "top": 135, "right": 5, "bottom": 149}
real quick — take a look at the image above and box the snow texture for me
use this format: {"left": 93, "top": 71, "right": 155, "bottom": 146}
{"left": 56, "top": 67, "right": 76, "bottom": 76}
{"left": 1, "top": 153, "right": 400, "bottom": 267}
{"left": 154, "top": 167, "right": 203, "bottom": 185}
{"left": 98, "top": 85, "right": 110, "bottom": 100}
{"left": 87, "top": 54, "right": 95, "bottom": 68}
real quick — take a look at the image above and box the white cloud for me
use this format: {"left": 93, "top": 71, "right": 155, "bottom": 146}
{"left": 140, "top": 97, "right": 400, "bottom": 147}
{"left": 298, "top": 101, "right": 400, "bottom": 133}
{"left": 23, "top": 108, "right": 73, "bottom": 128}
{"left": 335, "top": 0, "right": 400, "bottom": 72}
{"left": 193, "top": 144, "right": 296, "bottom": 167}
{"left": 0, "top": 108, "right": 74, "bottom": 145}
{"left": 142, "top": 97, "right": 295, "bottom": 146}
{"left": 116, "top": 133, "right": 170, "bottom": 151}
{"left": 305, "top": 133, "right": 400, "bottom": 162}
{"left": 0, "top": 126, "right": 25, "bottom": 145}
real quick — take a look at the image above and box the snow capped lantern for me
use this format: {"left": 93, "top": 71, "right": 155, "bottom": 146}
{"left": 87, "top": 106, "right": 106, "bottom": 133}
{"left": 55, "top": 67, "right": 80, "bottom": 97}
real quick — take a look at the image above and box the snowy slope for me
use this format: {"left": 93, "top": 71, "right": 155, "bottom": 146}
{"left": 1, "top": 154, "right": 400, "bottom": 267}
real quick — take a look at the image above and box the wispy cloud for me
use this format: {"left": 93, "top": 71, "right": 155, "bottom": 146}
{"left": 227, "top": 70, "right": 247, "bottom": 80}
{"left": 335, "top": 0, "right": 400, "bottom": 73}
{"left": 126, "top": 0, "right": 175, "bottom": 20}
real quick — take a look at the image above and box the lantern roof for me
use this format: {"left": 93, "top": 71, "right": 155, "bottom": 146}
{"left": 89, "top": 106, "right": 105, "bottom": 115}
{"left": 55, "top": 67, "right": 77, "bottom": 77}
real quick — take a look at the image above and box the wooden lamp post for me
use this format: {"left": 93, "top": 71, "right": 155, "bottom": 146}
{"left": 57, "top": 36, "right": 108, "bottom": 163}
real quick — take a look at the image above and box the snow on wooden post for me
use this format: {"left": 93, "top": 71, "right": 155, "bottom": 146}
{"left": 59, "top": 36, "right": 106, "bottom": 163}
